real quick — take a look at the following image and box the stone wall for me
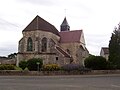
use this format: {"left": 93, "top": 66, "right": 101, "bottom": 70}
{"left": 20, "top": 30, "right": 60, "bottom": 53}
{"left": 17, "top": 30, "right": 62, "bottom": 66}
{"left": 0, "top": 70, "right": 120, "bottom": 76}
{"left": 60, "top": 43, "right": 89, "bottom": 65}
{"left": 0, "top": 57, "right": 16, "bottom": 65}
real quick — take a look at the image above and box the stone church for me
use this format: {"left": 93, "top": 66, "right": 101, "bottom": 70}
{"left": 17, "top": 15, "right": 89, "bottom": 66}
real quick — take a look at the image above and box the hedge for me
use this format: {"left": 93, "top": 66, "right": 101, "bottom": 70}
{"left": 0, "top": 65, "right": 15, "bottom": 70}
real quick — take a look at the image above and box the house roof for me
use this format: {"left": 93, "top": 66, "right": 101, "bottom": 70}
{"left": 23, "top": 15, "right": 59, "bottom": 36}
{"left": 102, "top": 47, "right": 109, "bottom": 54}
{"left": 55, "top": 46, "right": 71, "bottom": 58}
{"left": 59, "top": 30, "right": 82, "bottom": 43}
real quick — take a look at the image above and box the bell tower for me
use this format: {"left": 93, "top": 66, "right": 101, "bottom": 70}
{"left": 60, "top": 17, "right": 70, "bottom": 31}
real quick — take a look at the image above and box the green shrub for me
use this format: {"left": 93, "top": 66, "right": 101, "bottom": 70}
{"left": 42, "top": 64, "right": 60, "bottom": 71}
{"left": 19, "top": 60, "right": 27, "bottom": 70}
{"left": 27, "top": 58, "right": 43, "bottom": 71}
{"left": 0, "top": 65, "right": 4, "bottom": 70}
{"left": 106, "top": 61, "right": 117, "bottom": 70}
{"left": 0, "top": 65, "right": 15, "bottom": 70}
{"left": 84, "top": 55, "right": 107, "bottom": 70}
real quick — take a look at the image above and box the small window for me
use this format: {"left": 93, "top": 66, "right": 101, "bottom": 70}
{"left": 56, "top": 57, "right": 58, "bottom": 61}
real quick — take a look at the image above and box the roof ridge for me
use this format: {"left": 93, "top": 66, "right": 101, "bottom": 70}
{"left": 37, "top": 15, "right": 55, "bottom": 28}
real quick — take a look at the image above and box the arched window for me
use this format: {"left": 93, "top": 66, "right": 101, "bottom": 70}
{"left": 41, "top": 37, "right": 47, "bottom": 52}
{"left": 27, "top": 37, "right": 33, "bottom": 51}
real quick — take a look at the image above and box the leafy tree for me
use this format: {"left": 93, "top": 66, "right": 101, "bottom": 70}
{"left": 84, "top": 55, "right": 107, "bottom": 70}
{"left": 8, "top": 53, "right": 17, "bottom": 59}
{"left": 27, "top": 58, "right": 43, "bottom": 71}
{"left": 109, "top": 25, "right": 120, "bottom": 69}
{"left": 19, "top": 60, "right": 27, "bottom": 70}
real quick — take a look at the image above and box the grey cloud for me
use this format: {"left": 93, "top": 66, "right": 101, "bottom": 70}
{"left": 0, "top": 49, "right": 16, "bottom": 56}
{"left": 0, "top": 44, "right": 17, "bottom": 56}
{"left": 0, "top": 18, "right": 20, "bottom": 32}
{"left": 0, "top": 18, "right": 18, "bottom": 28}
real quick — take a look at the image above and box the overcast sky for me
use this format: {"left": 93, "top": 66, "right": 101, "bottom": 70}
{"left": 0, "top": 0, "right": 120, "bottom": 56}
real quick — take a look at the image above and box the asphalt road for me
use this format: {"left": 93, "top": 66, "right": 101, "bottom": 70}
{"left": 0, "top": 74, "right": 120, "bottom": 90}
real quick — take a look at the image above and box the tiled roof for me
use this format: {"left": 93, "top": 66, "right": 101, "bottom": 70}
{"left": 102, "top": 47, "right": 109, "bottom": 54}
{"left": 55, "top": 46, "right": 71, "bottom": 58}
{"left": 23, "top": 15, "right": 59, "bottom": 36}
{"left": 59, "top": 30, "right": 82, "bottom": 43}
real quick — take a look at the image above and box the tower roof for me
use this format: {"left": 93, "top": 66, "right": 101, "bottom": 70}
{"left": 23, "top": 15, "right": 59, "bottom": 36}
{"left": 60, "top": 17, "right": 70, "bottom": 31}
{"left": 60, "top": 17, "right": 69, "bottom": 26}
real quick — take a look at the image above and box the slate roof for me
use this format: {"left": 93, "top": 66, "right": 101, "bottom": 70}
{"left": 59, "top": 30, "right": 82, "bottom": 43}
{"left": 102, "top": 47, "right": 109, "bottom": 54}
{"left": 23, "top": 15, "right": 59, "bottom": 36}
{"left": 60, "top": 17, "right": 69, "bottom": 26}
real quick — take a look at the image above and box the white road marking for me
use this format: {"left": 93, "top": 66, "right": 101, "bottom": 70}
{"left": 111, "top": 84, "right": 120, "bottom": 88}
